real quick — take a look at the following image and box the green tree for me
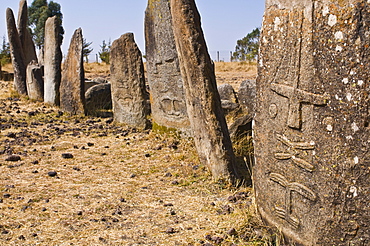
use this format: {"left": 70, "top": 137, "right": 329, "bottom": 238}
{"left": 83, "top": 38, "right": 93, "bottom": 63}
{"left": 28, "top": 0, "right": 64, "bottom": 48}
{"left": 99, "top": 40, "right": 111, "bottom": 64}
{"left": 232, "top": 27, "right": 260, "bottom": 62}
{"left": 0, "top": 35, "right": 11, "bottom": 66}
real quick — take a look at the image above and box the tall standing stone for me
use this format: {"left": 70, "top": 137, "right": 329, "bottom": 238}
{"left": 26, "top": 61, "right": 43, "bottom": 101}
{"left": 17, "top": 0, "right": 37, "bottom": 66}
{"left": 44, "top": 16, "right": 62, "bottom": 105}
{"left": 170, "top": 0, "right": 239, "bottom": 182}
{"left": 110, "top": 33, "right": 149, "bottom": 129}
{"left": 60, "top": 28, "right": 85, "bottom": 115}
{"left": 145, "top": 0, "right": 190, "bottom": 134}
{"left": 6, "top": 8, "right": 27, "bottom": 95}
{"left": 254, "top": 1, "right": 369, "bottom": 245}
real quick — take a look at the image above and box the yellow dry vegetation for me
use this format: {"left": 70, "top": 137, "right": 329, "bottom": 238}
{"left": 0, "top": 63, "right": 283, "bottom": 245}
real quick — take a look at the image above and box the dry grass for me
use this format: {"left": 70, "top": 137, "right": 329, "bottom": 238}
{"left": 82, "top": 61, "right": 256, "bottom": 90}
{"left": 1, "top": 63, "right": 13, "bottom": 73}
{"left": 214, "top": 62, "right": 256, "bottom": 73}
{"left": 214, "top": 62, "right": 257, "bottom": 90}
{"left": 0, "top": 63, "right": 279, "bottom": 245}
{"left": 84, "top": 62, "right": 110, "bottom": 78}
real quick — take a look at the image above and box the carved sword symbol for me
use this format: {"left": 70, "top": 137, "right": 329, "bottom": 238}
{"left": 271, "top": 83, "right": 328, "bottom": 129}
{"left": 274, "top": 134, "right": 315, "bottom": 172}
{"left": 270, "top": 173, "right": 317, "bottom": 229}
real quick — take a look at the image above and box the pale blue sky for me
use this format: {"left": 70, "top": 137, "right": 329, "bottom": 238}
{"left": 1, "top": 0, "right": 265, "bottom": 61}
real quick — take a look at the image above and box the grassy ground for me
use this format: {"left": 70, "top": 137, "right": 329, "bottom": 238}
{"left": 0, "top": 63, "right": 280, "bottom": 245}
{"left": 84, "top": 61, "right": 257, "bottom": 92}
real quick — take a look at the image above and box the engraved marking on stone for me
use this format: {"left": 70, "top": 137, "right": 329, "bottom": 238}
{"left": 277, "top": 134, "right": 315, "bottom": 150}
{"left": 271, "top": 83, "right": 328, "bottom": 129}
{"left": 269, "top": 11, "right": 329, "bottom": 129}
{"left": 160, "top": 97, "right": 183, "bottom": 116}
{"left": 269, "top": 104, "right": 278, "bottom": 118}
{"left": 116, "top": 84, "right": 134, "bottom": 107}
{"left": 270, "top": 173, "right": 317, "bottom": 229}
{"left": 275, "top": 134, "right": 315, "bottom": 172}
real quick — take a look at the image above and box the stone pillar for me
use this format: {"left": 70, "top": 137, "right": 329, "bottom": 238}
{"left": 26, "top": 61, "right": 43, "bottom": 101}
{"left": 254, "top": 0, "right": 370, "bottom": 245}
{"left": 170, "top": 0, "right": 239, "bottom": 182}
{"left": 145, "top": 0, "right": 190, "bottom": 134}
{"left": 60, "top": 28, "right": 86, "bottom": 115}
{"left": 6, "top": 8, "right": 27, "bottom": 95}
{"left": 110, "top": 33, "right": 150, "bottom": 129}
{"left": 17, "top": 0, "right": 38, "bottom": 66}
{"left": 44, "top": 16, "right": 62, "bottom": 105}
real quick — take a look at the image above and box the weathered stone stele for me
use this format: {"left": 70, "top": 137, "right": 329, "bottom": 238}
{"left": 145, "top": 0, "right": 190, "bottom": 134}
{"left": 17, "top": 0, "right": 37, "bottom": 66}
{"left": 170, "top": 0, "right": 239, "bottom": 182}
{"left": 60, "top": 28, "right": 86, "bottom": 115}
{"left": 110, "top": 33, "right": 149, "bottom": 129}
{"left": 26, "top": 61, "right": 43, "bottom": 101}
{"left": 85, "top": 83, "right": 112, "bottom": 116}
{"left": 237, "top": 79, "right": 256, "bottom": 119}
{"left": 44, "top": 16, "right": 62, "bottom": 105}
{"left": 254, "top": 1, "right": 369, "bottom": 245}
{"left": 6, "top": 8, "right": 27, "bottom": 95}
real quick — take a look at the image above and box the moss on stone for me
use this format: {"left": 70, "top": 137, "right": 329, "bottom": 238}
{"left": 152, "top": 122, "right": 181, "bottom": 138}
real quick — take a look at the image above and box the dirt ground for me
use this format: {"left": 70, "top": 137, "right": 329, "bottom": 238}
{"left": 0, "top": 63, "right": 279, "bottom": 245}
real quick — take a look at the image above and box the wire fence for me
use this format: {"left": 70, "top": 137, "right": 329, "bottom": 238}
{"left": 84, "top": 50, "right": 234, "bottom": 64}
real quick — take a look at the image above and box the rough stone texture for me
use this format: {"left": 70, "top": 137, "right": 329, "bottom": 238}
{"left": 26, "top": 61, "right": 44, "bottom": 101}
{"left": 110, "top": 33, "right": 150, "bottom": 129}
{"left": 6, "top": 8, "right": 27, "bottom": 95}
{"left": 145, "top": 0, "right": 190, "bottom": 133}
{"left": 237, "top": 79, "right": 256, "bottom": 119}
{"left": 38, "top": 47, "right": 44, "bottom": 66}
{"left": 254, "top": 1, "right": 370, "bottom": 245}
{"left": 44, "top": 16, "right": 62, "bottom": 105}
{"left": 218, "top": 84, "right": 238, "bottom": 103}
{"left": 84, "top": 81, "right": 100, "bottom": 93}
{"left": 60, "top": 28, "right": 85, "bottom": 115}
{"left": 85, "top": 83, "right": 112, "bottom": 115}
{"left": 17, "top": 0, "right": 37, "bottom": 66}
{"left": 218, "top": 84, "right": 240, "bottom": 115}
{"left": 170, "top": 0, "right": 239, "bottom": 182}
{"left": 228, "top": 114, "right": 253, "bottom": 141}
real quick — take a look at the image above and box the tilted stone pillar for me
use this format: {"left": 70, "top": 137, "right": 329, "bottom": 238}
{"left": 60, "top": 28, "right": 86, "bottom": 115}
{"left": 17, "top": 0, "right": 38, "bottom": 66}
{"left": 254, "top": 0, "right": 370, "bottom": 245}
{"left": 170, "top": 0, "right": 239, "bottom": 182}
{"left": 145, "top": 0, "right": 190, "bottom": 134}
{"left": 110, "top": 33, "right": 150, "bottom": 129}
{"left": 6, "top": 8, "right": 27, "bottom": 95}
{"left": 44, "top": 16, "right": 62, "bottom": 105}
